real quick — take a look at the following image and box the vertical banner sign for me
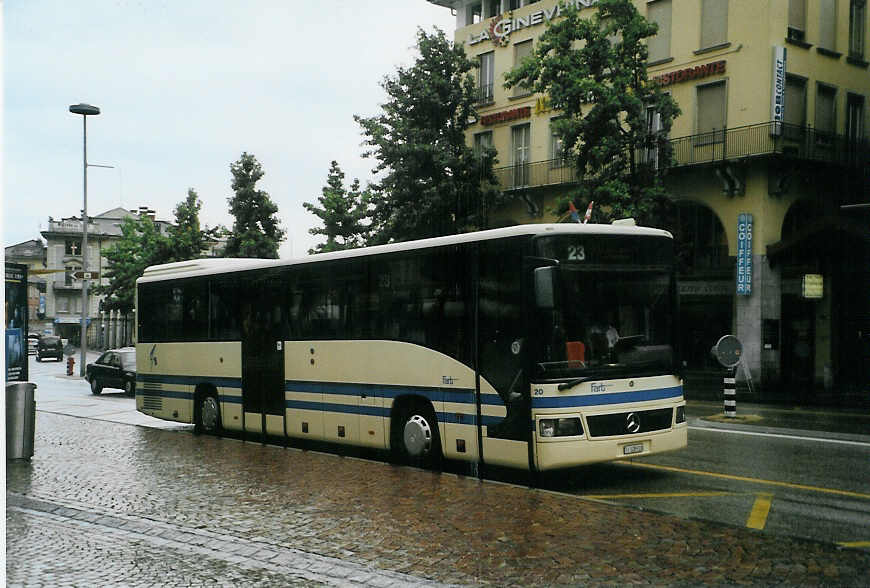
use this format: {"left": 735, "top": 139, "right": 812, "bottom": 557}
{"left": 771, "top": 46, "right": 787, "bottom": 136}
{"left": 736, "top": 214, "right": 753, "bottom": 296}
{"left": 5, "top": 262, "right": 29, "bottom": 382}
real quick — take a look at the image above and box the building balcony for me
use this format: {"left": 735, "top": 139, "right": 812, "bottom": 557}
{"left": 669, "top": 121, "right": 870, "bottom": 170}
{"left": 491, "top": 122, "right": 869, "bottom": 192}
{"left": 45, "top": 219, "right": 98, "bottom": 235}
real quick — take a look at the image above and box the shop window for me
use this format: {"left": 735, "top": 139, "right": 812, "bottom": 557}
{"left": 700, "top": 0, "right": 728, "bottom": 49}
{"left": 788, "top": 0, "right": 806, "bottom": 42}
{"left": 647, "top": 0, "right": 672, "bottom": 62}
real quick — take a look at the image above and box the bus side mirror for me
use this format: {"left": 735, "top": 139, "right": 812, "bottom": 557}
{"left": 534, "top": 266, "right": 557, "bottom": 310}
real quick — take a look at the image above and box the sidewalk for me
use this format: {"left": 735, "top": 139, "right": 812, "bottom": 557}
{"left": 686, "top": 399, "right": 870, "bottom": 443}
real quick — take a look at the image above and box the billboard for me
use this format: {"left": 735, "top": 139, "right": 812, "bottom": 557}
{"left": 6, "top": 263, "right": 29, "bottom": 382}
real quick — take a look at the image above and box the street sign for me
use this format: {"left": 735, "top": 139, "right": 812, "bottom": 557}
{"left": 72, "top": 271, "right": 94, "bottom": 280}
{"left": 713, "top": 334, "right": 743, "bottom": 368}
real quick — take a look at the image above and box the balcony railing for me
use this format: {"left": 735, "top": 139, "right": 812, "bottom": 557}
{"left": 669, "top": 121, "right": 870, "bottom": 169}
{"left": 491, "top": 122, "right": 869, "bottom": 192}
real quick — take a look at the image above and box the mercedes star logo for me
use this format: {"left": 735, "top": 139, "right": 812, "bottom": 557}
{"left": 625, "top": 412, "right": 641, "bottom": 434}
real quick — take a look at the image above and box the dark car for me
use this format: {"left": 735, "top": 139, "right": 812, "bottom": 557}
{"left": 86, "top": 348, "right": 137, "bottom": 396}
{"left": 36, "top": 335, "right": 64, "bottom": 362}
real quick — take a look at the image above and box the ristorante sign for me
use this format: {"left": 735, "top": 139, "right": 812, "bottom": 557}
{"left": 652, "top": 60, "right": 727, "bottom": 87}
{"left": 480, "top": 106, "right": 532, "bottom": 126}
{"left": 468, "top": 0, "right": 598, "bottom": 46}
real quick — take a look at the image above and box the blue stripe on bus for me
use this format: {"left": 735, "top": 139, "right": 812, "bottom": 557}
{"left": 285, "top": 380, "right": 476, "bottom": 404}
{"left": 138, "top": 373, "right": 242, "bottom": 389}
{"left": 531, "top": 386, "right": 683, "bottom": 409}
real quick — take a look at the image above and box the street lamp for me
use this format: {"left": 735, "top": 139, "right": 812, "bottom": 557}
{"left": 69, "top": 103, "right": 100, "bottom": 377}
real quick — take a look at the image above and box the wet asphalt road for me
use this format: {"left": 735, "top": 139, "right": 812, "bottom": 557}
{"left": 7, "top": 355, "right": 870, "bottom": 585}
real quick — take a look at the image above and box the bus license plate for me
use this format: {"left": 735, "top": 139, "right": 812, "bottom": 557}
{"left": 623, "top": 443, "right": 644, "bottom": 455}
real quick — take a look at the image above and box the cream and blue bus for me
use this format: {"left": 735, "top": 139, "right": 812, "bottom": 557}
{"left": 136, "top": 223, "right": 687, "bottom": 470}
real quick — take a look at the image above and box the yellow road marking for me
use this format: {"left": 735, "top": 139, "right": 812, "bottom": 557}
{"left": 746, "top": 493, "right": 773, "bottom": 529}
{"left": 838, "top": 541, "right": 870, "bottom": 548}
{"left": 617, "top": 461, "right": 870, "bottom": 500}
{"left": 583, "top": 491, "right": 734, "bottom": 499}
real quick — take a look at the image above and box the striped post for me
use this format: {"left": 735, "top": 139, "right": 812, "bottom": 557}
{"left": 724, "top": 367, "right": 737, "bottom": 418}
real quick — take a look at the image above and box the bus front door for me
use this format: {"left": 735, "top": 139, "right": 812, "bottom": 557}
{"left": 241, "top": 286, "right": 286, "bottom": 437}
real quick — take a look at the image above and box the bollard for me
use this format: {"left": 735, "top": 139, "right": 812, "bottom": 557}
{"left": 723, "top": 366, "right": 737, "bottom": 418}
{"left": 67, "top": 356, "right": 75, "bottom": 376}
{"left": 6, "top": 382, "right": 37, "bottom": 460}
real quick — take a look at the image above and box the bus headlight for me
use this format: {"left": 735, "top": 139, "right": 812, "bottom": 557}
{"left": 539, "top": 417, "right": 583, "bottom": 438}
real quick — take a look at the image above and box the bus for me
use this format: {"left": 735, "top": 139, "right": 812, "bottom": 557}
{"left": 135, "top": 223, "right": 686, "bottom": 471}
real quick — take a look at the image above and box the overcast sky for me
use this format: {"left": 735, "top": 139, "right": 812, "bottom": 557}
{"left": 3, "top": 0, "right": 456, "bottom": 257}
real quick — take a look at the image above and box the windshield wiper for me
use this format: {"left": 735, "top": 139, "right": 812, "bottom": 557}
{"left": 557, "top": 376, "right": 595, "bottom": 391}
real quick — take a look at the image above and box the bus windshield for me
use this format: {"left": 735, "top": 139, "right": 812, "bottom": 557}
{"left": 534, "top": 235, "right": 676, "bottom": 380}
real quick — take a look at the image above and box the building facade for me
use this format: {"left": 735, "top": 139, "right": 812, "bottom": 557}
{"left": 39, "top": 206, "right": 173, "bottom": 348}
{"left": 428, "top": 0, "right": 870, "bottom": 405}
{"left": 4, "top": 240, "right": 48, "bottom": 335}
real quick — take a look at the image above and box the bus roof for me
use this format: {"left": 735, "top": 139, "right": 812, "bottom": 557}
{"left": 138, "top": 223, "right": 673, "bottom": 283}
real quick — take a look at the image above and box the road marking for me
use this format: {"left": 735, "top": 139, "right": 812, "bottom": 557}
{"left": 582, "top": 491, "right": 734, "bottom": 499}
{"left": 617, "top": 461, "right": 870, "bottom": 500}
{"left": 688, "top": 425, "right": 870, "bottom": 447}
{"left": 746, "top": 493, "right": 773, "bottom": 529}
{"left": 838, "top": 541, "right": 870, "bottom": 548}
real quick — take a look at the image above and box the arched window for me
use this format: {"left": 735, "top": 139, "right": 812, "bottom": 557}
{"left": 671, "top": 201, "right": 729, "bottom": 275}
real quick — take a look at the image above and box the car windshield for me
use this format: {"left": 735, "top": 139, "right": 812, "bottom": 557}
{"left": 42, "top": 337, "right": 60, "bottom": 345}
{"left": 119, "top": 351, "right": 136, "bottom": 370}
{"left": 534, "top": 234, "right": 676, "bottom": 379}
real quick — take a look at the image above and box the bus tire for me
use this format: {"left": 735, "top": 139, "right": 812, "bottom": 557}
{"left": 195, "top": 391, "right": 221, "bottom": 435}
{"left": 392, "top": 402, "right": 442, "bottom": 468}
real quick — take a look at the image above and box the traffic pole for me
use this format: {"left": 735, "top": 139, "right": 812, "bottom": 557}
{"left": 724, "top": 366, "right": 737, "bottom": 418}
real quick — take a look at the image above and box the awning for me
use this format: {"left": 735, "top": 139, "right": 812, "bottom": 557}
{"left": 767, "top": 216, "right": 870, "bottom": 263}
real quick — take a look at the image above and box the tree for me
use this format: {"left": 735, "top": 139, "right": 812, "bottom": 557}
{"left": 504, "top": 0, "right": 680, "bottom": 226}
{"left": 93, "top": 215, "right": 170, "bottom": 313}
{"left": 303, "top": 161, "right": 371, "bottom": 254}
{"left": 225, "top": 152, "right": 286, "bottom": 258}
{"left": 167, "top": 188, "right": 207, "bottom": 261}
{"left": 355, "top": 27, "right": 500, "bottom": 244}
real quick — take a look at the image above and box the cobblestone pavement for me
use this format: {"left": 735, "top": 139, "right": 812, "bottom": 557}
{"left": 7, "top": 413, "right": 870, "bottom": 586}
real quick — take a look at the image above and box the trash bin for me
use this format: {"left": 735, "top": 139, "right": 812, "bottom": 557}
{"left": 6, "top": 382, "right": 36, "bottom": 460}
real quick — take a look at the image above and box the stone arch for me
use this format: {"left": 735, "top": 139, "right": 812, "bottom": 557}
{"left": 670, "top": 199, "right": 730, "bottom": 276}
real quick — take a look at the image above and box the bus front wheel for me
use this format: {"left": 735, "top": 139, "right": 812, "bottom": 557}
{"left": 195, "top": 392, "right": 221, "bottom": 435}
{"left": 393, "top": 404, "right": 442, "bottom": 468}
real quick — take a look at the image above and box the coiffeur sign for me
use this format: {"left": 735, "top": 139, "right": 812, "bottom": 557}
{"left": 653, "top": 60, "right": 726, "bottom": 87}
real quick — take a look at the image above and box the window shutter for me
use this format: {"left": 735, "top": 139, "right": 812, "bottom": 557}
{"left": 819, "top": 0, "right": 837, "bottom": 50}
{"left": 697, "top": 82, "right": 727, "bottom": 137}
{"left": 647, "top": 0, "right": 672, "bottom": 62}
{"left": 701, "top": 0, "right": 729, "bottom": 48}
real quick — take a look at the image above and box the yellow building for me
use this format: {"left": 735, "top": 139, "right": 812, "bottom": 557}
{"left": 427, "top": 0, "right": 870, "bottom": 405}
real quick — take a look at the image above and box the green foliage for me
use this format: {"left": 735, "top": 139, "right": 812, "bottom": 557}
{"left": 303, "top": 161, "right": 371, "bottom": 254}
{"left": 355, "top": 27, "right": 500, "bottom": 244}
{"left": 504, "top": 0, "right": 681, "bottom": 226}
{"left": 93, "top": 216, "right": 171, "bottom": 313}
{"left": 167, "top": 188, "right": 207, "bottom": 261}
{"left": 225, "top": 152, "right": 286, "bottom": 258}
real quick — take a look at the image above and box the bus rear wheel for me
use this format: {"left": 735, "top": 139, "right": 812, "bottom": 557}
{"left": 393, "top": 404, "right": 442, "bottom": 468}
{"left": 195, "top": 393, "right": 221, "bottom": 435}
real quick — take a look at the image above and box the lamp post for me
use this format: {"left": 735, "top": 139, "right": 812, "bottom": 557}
{"left": 69, "top": 103, "right": 100, "bottom": 376}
